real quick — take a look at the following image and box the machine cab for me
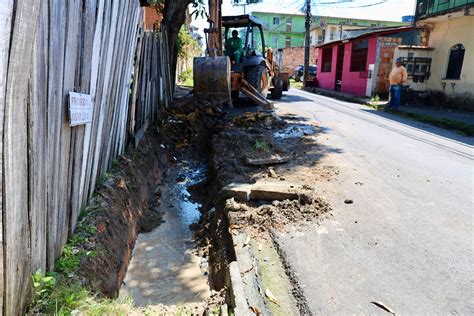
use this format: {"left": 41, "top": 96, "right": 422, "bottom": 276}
{"left": 222, "top": 15, "right": 266, "bottom": 72}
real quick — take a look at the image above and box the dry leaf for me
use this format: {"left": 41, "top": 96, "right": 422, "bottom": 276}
{"left": 370, "top": 301, "right": 396, "bottom": 315}
{"left": 249, "top": 306, "right": 261, "bottom": 315}
{"left": 265, "top": 288, "right": 279, "bottom": 305}
{"left": 117, "top": 178, "right": 127, "bottom": 189}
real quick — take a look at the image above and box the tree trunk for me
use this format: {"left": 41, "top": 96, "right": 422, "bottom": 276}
{"left": 162, "top": 0, "right": 190, "bottom": 91}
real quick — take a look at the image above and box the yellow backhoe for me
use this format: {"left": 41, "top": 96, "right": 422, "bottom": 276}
{"left": 194, "top": 0, "right": 289, "bottom": 108}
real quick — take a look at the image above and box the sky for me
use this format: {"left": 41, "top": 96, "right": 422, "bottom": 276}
{"left": 192, "top": 0, "right": 417, "bottom": 35}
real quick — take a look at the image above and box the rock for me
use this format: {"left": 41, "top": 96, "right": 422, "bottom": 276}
{"left": 344, "top": 199, "right": 354, "bottom": 204}
{"left": 268, "top": 168, "right": 277, "bottom": 178}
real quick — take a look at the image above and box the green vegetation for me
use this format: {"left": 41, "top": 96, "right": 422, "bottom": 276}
{"left": 28, "top": 206, "right": 115, "bottom": 315}
{"left": 385, "top": 108, "right": 474, "bottom": 136}
{"left": 96, "top": 173, "right": 111, "bottom": 187}
{"left": 289, "top": 78, "right": 303, "bottom": 90}
{"left": 178, "top": 68, "right": 194, "bottom": 87}
{"left": 369, "top": 94, "right": 381, "bottom": 108}
{"left": 254, "top": 139, "right": 271, "bottom": 153}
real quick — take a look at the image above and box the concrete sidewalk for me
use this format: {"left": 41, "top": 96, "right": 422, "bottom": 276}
{"left": 306, "top": 87, "right": 474, "bottom": 127}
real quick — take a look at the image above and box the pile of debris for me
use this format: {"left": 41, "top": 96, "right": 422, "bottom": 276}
{"left": 222, "top": 181, "right": 331, "bottom": 232}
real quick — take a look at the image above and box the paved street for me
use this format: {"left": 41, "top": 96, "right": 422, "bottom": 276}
{"left": 273, "top": 89, "right": 474, "bottom": 315}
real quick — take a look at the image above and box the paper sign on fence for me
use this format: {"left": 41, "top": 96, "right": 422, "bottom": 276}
{"left": 69, "top": 92, "right": 93, "bottom": 126}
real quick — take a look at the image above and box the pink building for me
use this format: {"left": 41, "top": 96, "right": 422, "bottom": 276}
{"left": 316, "top": 27, "right": 421, "bottom": 97}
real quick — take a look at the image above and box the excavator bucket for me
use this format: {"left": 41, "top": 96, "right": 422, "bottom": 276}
{"left": 193, "top": 56, "right": 231, "bottom": 105}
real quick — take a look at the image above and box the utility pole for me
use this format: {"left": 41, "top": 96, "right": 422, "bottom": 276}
{"left": 303, "top": 0, "right": 311, "bottom": 86}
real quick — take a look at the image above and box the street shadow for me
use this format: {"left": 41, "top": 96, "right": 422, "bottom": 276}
{"left": 360, "top": 108, "right": 474, "bottom": 146}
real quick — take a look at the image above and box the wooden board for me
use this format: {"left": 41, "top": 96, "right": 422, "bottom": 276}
{"left": 0, "top": 1, "right": 14, "bottom": 313}
{"left": 3, "top": 2, "right": 41, "bottom": 314}
{"left": 29, "top": 0, "right": 49, "bottom": 280}
{"left": 47, "top": 0, "right": 67, "bottom": 269}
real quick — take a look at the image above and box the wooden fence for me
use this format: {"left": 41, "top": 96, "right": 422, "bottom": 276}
{"left": 0, "top": 1, "right": 170, "bottom": 314}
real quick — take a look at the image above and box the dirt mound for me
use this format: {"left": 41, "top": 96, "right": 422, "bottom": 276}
{"left": 225, "top": 195, "right": 331, "bottom": 232}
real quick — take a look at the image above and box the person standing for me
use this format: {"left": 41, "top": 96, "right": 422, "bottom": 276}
{"left": 387, "top": 57, "right": 408, "bottom": 109}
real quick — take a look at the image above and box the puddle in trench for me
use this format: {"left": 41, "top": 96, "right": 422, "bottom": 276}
{"left": 119, "top": 160, "right": 210, "bottom": 306}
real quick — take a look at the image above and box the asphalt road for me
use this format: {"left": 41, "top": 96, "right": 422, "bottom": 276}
{"left": 273, "top": 89, "right": 474, "bottom": 315}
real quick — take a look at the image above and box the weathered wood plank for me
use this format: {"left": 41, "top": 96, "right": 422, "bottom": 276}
{"left": 71, "top": 0, "right": 98, "bottom": 232}
{"left": 3, "top": 1, "right": 41, "bottom": 314}
{"left": 84, "top": 0, "right": 113, "bottom": 201}
{"left": 0, "top": 1, "right": 14, "bottom": 313}
{"left": 47, "top": 0, "right": 67, "bottom": 269}
{"left": 58, "top": 0, "right": 81, "bottom": 248}
{"left": 29, "top": 0, "right": 49, "bottom": 280}
{"left": 80, "top": 0, "right": 106, "bottom": 207}
{"left": 88, "top": 0, "right": 120, "bottom": 197}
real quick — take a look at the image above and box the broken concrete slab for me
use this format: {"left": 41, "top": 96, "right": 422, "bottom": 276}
{"left": 245, "top": 155, "right": 291, "bottom": 166}
{"left": 227, "top": 261, "right": 251, "bottom": 316}
{"left": 221, "top": 183, "right": 252, "bottom": 202}
{"left": 222, "top": 181, "right": 313, "bottom": 202}
{"left": 250, "top": 181, "right": 300, "bottom": 201}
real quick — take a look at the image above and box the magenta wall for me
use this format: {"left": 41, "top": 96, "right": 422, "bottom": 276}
{"left": 340, "top": 37, "right": 377, "bottom": 96}
{"left": 316, "top": 46, "right": 338, "bottom": 90}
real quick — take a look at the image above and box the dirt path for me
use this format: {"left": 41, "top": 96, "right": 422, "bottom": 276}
{"left": 120, "top": 160, "right": 211, "bottom": 306}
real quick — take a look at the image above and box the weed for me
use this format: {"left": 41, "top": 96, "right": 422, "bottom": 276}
{"left": 111, "top": 159, "right": 119, "bottom": 168}
{"left": 31, "top": 269, "right": 57, "bottom": 312}
{"left": 131, "top": 152, "right": 140, "bottom": 161}
{"left": 79, "top": 207, "right": 89, "bottom": 220}
{"left": 96, "top": 173, "right": 111, "bottom": 187}
{"left": 55, "top": 245, "right": 81, "bottom": 275}
{"left": 254, "top": 139, "right": 271, "bottom": 152}
{"left": 369, "top": 94, "right": 381, "bottom": 108}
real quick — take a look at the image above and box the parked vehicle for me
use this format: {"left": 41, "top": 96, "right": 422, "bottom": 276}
{"left": 294, "top": 64, "right": 317, "bottom": 82}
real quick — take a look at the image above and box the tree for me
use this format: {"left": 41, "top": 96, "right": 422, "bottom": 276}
{"left": 148, "top": 0, "right": 205, "bottom": 89}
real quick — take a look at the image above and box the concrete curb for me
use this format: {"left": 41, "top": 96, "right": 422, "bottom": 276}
{"left": 227, "top": 261, "right": 251, "bottom": 316}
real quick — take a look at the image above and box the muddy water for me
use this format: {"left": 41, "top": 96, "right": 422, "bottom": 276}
{"left": 119, "top": 160, "right": 210, "bottom": 306}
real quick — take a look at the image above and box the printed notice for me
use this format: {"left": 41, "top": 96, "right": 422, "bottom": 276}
{"left": 69, "top": 92, "right": 93, "bottom": 126}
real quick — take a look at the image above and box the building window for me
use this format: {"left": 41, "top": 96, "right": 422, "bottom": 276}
{"left": 399, "top": 57, "right": 432, "bottom": 82}
{"left": 445, "top": 44, "right": 465, "bottom": 79}
{"left": 285, "top": 36, "right": 291, "bottom": 48}
{"left": 350, "top": 39, "right": 369, "bottom": 72}
{"left": 286, "top": 17, "right": 292, "bottom": 32}
{"left": 273, "top": 17, "right": 280, "bottom": 25}
{"left": 317, "top": 35, "right": 324, "bottom": 44}
{"left": 321, "top": 47, "right": 333, "bottom": 72}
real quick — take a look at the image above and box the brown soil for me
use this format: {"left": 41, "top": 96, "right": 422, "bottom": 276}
{"left": 225, "top": 195, "right": 332, "bottom": 233}
{"left": 210, "top": 111, "right": 333, "bottom": 231}
{"left": 73, "top": 127, "right": 172, "bottom": 298}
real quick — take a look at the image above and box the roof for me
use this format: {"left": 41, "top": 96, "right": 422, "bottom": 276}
{"left": 222, "top": 15, "right": 264, "bottom": 28}
{"left": 316, "top": 26, "right": 417, "bottom": 48}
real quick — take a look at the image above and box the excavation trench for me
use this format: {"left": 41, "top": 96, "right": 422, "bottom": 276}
{"left": 119, "top": 159, "right": 211, "bottom": 306}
